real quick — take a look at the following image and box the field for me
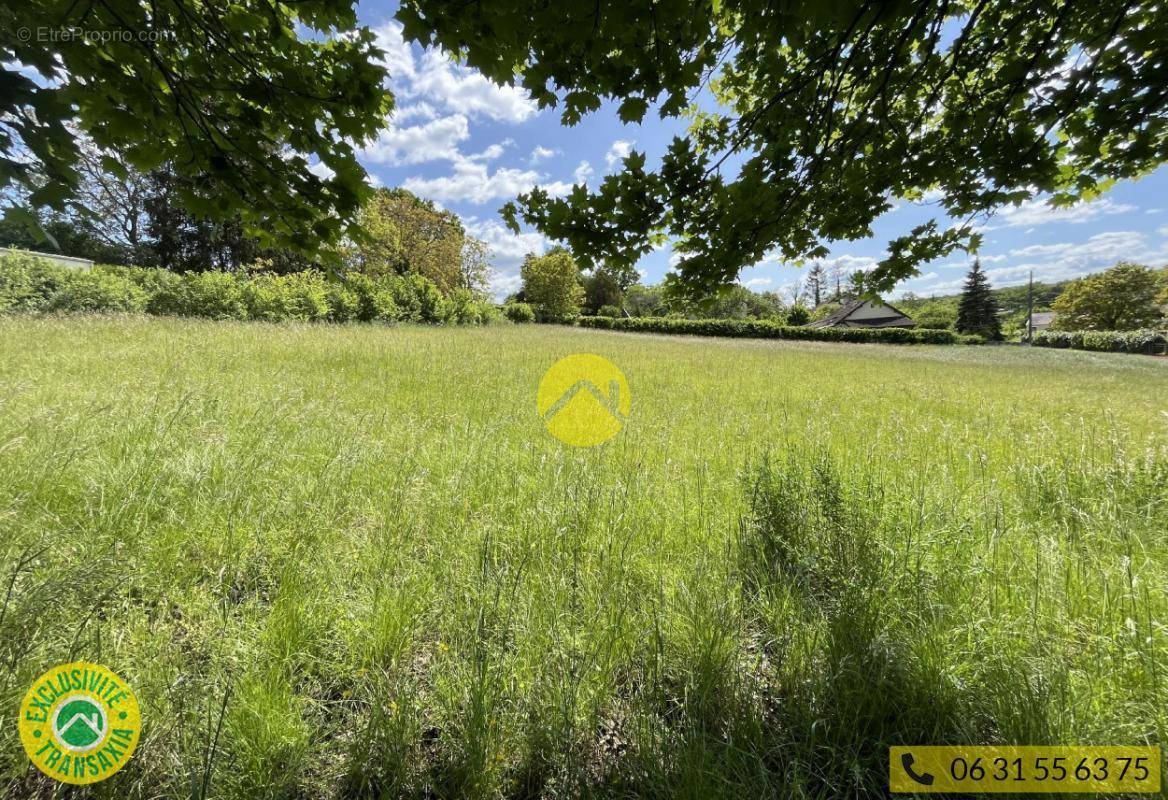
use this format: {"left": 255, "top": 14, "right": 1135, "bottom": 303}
{"left": 1, "top": 316, "right": 1166, "bottom": 799}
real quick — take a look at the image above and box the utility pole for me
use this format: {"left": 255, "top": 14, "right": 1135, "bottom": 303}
{"left": 1025, "top": 270, "right": 1034, "bottom": 345}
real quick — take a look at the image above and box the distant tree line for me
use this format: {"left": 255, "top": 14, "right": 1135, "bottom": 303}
{"left": 506, "top": 247, "right": 809, "bottom": 325}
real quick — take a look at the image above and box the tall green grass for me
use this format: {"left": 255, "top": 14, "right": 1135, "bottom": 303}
{"left": 0, "top": 317, "right": 1165, "bottom": 798}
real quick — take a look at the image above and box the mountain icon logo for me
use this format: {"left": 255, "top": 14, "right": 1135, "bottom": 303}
{"left": 19, "top": 661, "right": 142, "bottom": 785}
{"left": 53, "top": 696, "right": 107, "bottom": 751}
{"left": 537, "top": 354, "right": 631, "bottom": 447}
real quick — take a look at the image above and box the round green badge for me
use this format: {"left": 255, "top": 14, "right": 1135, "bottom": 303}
{"left": 18, "top": 662, "right": 141, "bottom": 785}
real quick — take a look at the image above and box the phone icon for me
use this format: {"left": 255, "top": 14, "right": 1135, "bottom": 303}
{"left": 901, "top": 753, "right": 935, "bottom": 786}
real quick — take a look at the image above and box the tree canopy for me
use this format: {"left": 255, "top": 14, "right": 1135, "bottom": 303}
{"left": 1051, "top": 262, "right": 1164, "bottom": 331}
{"left": 348, "top": 188, "right": 490, "bottom": 294}
{"left": 402, "top": 0, "right": 1168, "bottom": 298}
{"left": 520, "top": 248, "right": 585, "bottom": 320}
{"left": 3, "top": 1, "right": 392, "bottom": 257}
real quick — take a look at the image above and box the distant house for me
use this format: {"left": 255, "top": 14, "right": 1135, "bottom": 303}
{"left": 1026, "top": 311, "right": 1055, "bottom": 333}
{"left": 2, "top": 248, "right": 93, "bottom": 270}
{"left": 809, "top": 298, "right": 916, "bottom": 329}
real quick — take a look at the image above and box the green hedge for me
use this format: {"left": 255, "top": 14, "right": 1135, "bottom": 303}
{"left": 0, "top": 252, "right": 500, "bottom": 326}
{"left": 576, "top": 315, "right": 979, "bottom": 345}
{"left": 1032, "top": 329, "right": 1167, "bottom": 354}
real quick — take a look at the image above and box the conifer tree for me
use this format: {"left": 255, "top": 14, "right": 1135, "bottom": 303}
{"left": 955, "top": 260, "right": 1002, "bottom": 340}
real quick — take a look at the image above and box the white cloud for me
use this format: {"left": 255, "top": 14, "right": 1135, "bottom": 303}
{"left": 605, "top": 140, "right": 634, "bottom": 172}
{"left": 529, "top": 146, "right": 558, "bottom": 165}
{"left": 374, "top": 23, "right": 538, "bottom": 125}
{"left": 1158, "top": 225, "right": 1168, "bottom": 237}
{"left": 989, "top": 197, "right": 1136, "bottom": 229}
{"left": 361, "top": 114, "right": 470, "bottom": 165}
{"left": 573, "top": 160, "right": 594, "bottom": 185}
{"left": 403, "top": 160, "right": 571, "bottom": 205}
{"left": 913, "top": 230, "right": 1168, "bottom": 295}
{"left": 308, "top": 160, "right": 334, "bottom": 180}
{"left": 743, "top": 277, "right": 772, "bottom": 288}
{"left": 466, "top": 140, "right": 513, "bottom": 162}
{"left": 392, "top": 103, "right": 438, "bottom": 123}
{"left": 464, "top": 218, "right": 547, "bottom": 265}
{"left": 373, "top": 24, "right": 416, "bottom": 82}
{"left": 411, "top": 51, "right": 537, "bottom": 123}
{"left": 464, "top": 218, "right": 548, "bottom": 299}
{"left": 489, "top": 270, "right": 524, "bottom": 299}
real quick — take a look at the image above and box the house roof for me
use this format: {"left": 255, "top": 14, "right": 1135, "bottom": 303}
{"left": 808, "top": 298, "right": 917, "bottom": 329}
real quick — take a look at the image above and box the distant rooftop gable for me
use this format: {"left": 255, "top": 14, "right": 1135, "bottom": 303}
{"left": 809, "top": 298, "right": 916, "bottom": 329}
{"left": 2, "top": 248, "right": 93, "bottom": 270}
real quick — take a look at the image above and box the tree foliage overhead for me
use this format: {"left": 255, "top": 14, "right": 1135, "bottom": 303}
{"left": 2, "top": 1, "right": 392, "bottom": 256}
{"left": 401, "top": 0, "right": 1168, "bottom": 298}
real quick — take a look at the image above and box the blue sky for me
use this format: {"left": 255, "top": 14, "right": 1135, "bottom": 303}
{"left": 353, "top": 9, "right": 1168, "bottom": 301}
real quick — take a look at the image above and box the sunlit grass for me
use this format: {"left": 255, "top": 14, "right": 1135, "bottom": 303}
{"left": 1, "top": 316, "right": 1165, "bottom": 798}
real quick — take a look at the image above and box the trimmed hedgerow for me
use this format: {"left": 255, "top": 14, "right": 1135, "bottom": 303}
{"left": 576, "top": 315, "right": 979, "bottom": 345}
{"left": 1032, "top": 329, "right": 1167, "bottom": 354}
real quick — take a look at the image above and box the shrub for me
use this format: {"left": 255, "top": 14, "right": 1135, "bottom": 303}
{"left": 0, "top": 255, "right": 498, "bottom": 328}
{"left": 1033, "top": 328, "right": 1166, "bottom": 354}
{"left": 325, "top": 283, "right": 360, "bottom": 323}
{"left": 576, "top": 315, "right": 971, "bottom": 345}
{"left": 46, "top": 269, "right": 148, "bottom": 313}
{"left": 914, "top": 307, "right": 955, "bottom": 330}
{"left": 785, "top": 305, "right": 812, "bottom": 326}
{"left": 345, "top": 274, "right": 400, "bottom": 322}
{"left": 503, "top": 302, "right": 535, "bottom": 323}
{"left": 150, "top": 271, "right": 248, "bottom": 320}
{"left": 0, "top": 252, "right": 71, "bottom": 313}
{"left": 443, "top": 288, "right": 500, "bottom": 325}
{"left": 598, "top": 303, "right": 623, "bottom": 318}
{"left": 398, "top": 273, "right": 451, "bottom": 323}
{"left": 242, "top": 271, "right": 330, "bottom": 322}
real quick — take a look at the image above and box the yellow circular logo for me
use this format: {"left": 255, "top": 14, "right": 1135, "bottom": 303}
{"left": 18, "top": 662, "right": 141, "bottom": 785}
{"left": 537, "top": 353, "right": 631, "bottom": 447}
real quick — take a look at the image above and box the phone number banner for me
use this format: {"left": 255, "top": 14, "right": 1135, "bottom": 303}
{"left": 889, "top": 746, "right": 1161, "bottom": 794}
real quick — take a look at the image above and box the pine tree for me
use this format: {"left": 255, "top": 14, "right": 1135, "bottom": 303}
{"left": 804, "top": 262, "right": 827, "bottom": 306}
{"left": 955, "top": 259, "right": 1002, "bottom": 340}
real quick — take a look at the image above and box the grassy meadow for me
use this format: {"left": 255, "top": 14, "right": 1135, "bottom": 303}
{"left": 1, "top": 316, "right": 1166, "bottom": 799}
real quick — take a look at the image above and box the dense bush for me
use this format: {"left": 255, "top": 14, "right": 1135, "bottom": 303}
{"left": 149, "top": 270, "right": 248, "bottom": 319}
{"left": 345, "top": 273, "right": 400, "bottom": 322}
{"left": 243, "top": 271, "right": 331, "bottom": 322}
{"left": 577, "top": 315, "right": 978, "bottom": 345}
{"left": 503, "top": 302, "right": 535, "bottom": 323}
{"left": 0, "top": 251, "right": 72, "bottom": 312}
{"left": 785, "top": 305, "right": 812, "bottom": 326}
{"left": 1032, "top": 328, "right": 1166, "bottom": 354}
{"left": 913, "top": 307, "right": 955, "bottom": 330}
{"left": 47, "top": 269, "right": 149, "bottom": 313}
{"left": 0, "top": 253, "right": 498, "bottom": 326}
